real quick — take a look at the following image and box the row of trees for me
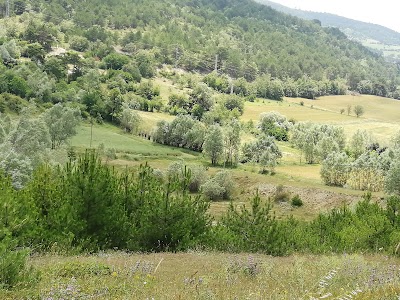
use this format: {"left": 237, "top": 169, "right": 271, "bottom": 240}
{"left": 289, "top": 121, "right": 400, "bottom": 192}
{"left": 153, "top": 115, "right": 243, "bottom": 167}
{"left": 153, "top": 109, "right": 293, "bottom": 171}
{"left": 203, "top": 72, "right": 348, "bottom": 100}
{"left": 321, "top": 141, "right": 400, "bottom": 193}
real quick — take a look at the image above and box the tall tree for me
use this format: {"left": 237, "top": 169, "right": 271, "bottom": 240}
{"left": 203, "top": 124, "right": 224, "bottom": 166}
{"left": 42, "top": 104, "right": 81, "bottom": 149}
{"left": 223, "top": 119, "right": 241, "bottom": 167}
{"left": 119, "top": 104, "right": 141, "bottom": 133}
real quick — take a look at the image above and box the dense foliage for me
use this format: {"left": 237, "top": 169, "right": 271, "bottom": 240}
{"left": 0, "top": 0, "right": 398, "bottom": 110}
{"left": 258, "top": 0, "right": 400, "bottom": 47}
{"left": 1, "top": 152, "right": 400, "bottom": 258}
{"left": 0, "top": 151, "right": 211, "bottom": 252}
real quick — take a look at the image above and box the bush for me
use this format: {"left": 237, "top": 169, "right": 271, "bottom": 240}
{"left": 103, "top": 53, "right": 130, "bottom": 70}
{"left": 69, "top": 36, "right": 90, "bottom": 52}
{"left": 258, "top": 111, "right": 290, "bottom": 141}
{"left": 217, "top": 192, "right": 289, "bottom": 255}
{"left": 0, "top": 236, "right": 39, "bottom": 289}
{"left": 273, "top": 184, "right": 290, "bottom": 203}
{"left": 291, "top": 194, "right": 303, "bottom": 207}
{"left": 128, "top": 165, "right": 211, "bottom": 251}
{"left": 354, "top": 105, "right": 365, "bottom": 118}
{"left": 201, "top": 170, "right": 234, "bottom": 200}
{"left": 188, "top": 165, "right": 208, "bottom": 193}
{"left": 320, "top": 152, "right": 350, "bottom": 187}
{"left": 105, "top": 148, "right": 117, "bottom": 160}
{"left": 201, "top": 179, "right": 225, "bottom": 200}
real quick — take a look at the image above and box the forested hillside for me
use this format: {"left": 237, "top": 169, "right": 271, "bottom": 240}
{"left": 3, "top": 1, "right": 400, "bottom": 296}
{"left": 0, "top": 0, "right": 399, "bottom": 102}
{"left": 256, "top": 0, "right": 400, "bottom": 46}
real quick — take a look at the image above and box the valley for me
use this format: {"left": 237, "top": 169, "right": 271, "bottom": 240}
{"left": 1, "top": 0, "right": 400, "bottom": 298}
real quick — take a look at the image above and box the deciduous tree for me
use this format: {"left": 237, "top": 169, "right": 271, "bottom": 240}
{"left": 42, "top": 104, "right": 81, "bottom": 149}
{"left": 203, "top": 124, "right": 224, "bottom": 166}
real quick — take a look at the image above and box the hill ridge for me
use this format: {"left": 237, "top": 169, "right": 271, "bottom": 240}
{"left": 255, "top": 0, "right": 400, "bottom": 46}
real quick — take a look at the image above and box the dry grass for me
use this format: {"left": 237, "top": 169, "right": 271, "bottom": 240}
{"left": 2, "top": 252, "right": 400, "bottom": 299}
{"left": 243, "top": 95, "right": 400, "bottom": 145}
{"left": 153, "top": 77, "right": 189, "bottom": 101}
{"left": 136, "top": 110, "right": 175, "bottom": 132}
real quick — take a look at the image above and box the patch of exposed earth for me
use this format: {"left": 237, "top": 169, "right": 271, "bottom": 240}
{"left": 256, "top": 183, "right": 375, "bottom": 217}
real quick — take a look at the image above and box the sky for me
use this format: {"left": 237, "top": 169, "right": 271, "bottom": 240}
{"left": 269, "top": 0, "right": 400, "bottom": 33}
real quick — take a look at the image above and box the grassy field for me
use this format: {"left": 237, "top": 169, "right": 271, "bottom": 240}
{"left": 69, "top": 122, "right": 360, "bottom": 220}
{"left": 2, "top": 252, "right": 400, "bottom": 299}
{"left": 243, "top": 95, "right": 400, "bottom": 144}
{"left": 362, "top": 40, "right": 400, "bottom": 60}
{"left": 68, "top": 93, "right": 398, "bottom": 221}
{"left": 69, "top": 122, "right": 202, "bottom": 172}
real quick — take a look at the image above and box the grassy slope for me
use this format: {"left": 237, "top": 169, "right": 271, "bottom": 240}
{"left": 70, "top": 122, "right": 201, "bottom": 166}
{"left": 69, "top": 89, "right": 400, "bottom": 220}
{"left": 2, "top": 252, "right": 399, "bottom": 299}
{"left": 244, "top": 95, "right": 400, "bottom": 144}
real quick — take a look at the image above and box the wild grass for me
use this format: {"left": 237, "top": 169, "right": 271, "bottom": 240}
{"left": 70, "top": 122, "right": 198, "bottom": 161}
{"left": 2, "top": 252, "right": 400, "bottom": 299}
{"left": 243, "top": 95, "right": 400, "bottom": 144}
{"left": 68, "top": 93, "right": 395, "bottom": 222}
{"left": 69, "top": 120, "right": 379, "bottom": 221}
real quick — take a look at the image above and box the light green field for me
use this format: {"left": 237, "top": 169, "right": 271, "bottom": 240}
{"left": 363, "top": 40, "right": 400, "bottom": 59}
{"left": 2, "top": 252, "right": 399, "bottom": 299}
{"left": 70, "top": 122, "right": 199, "bottom": 162}
{"left": 243, "top": 95, "right": 400, "bottom": 144}
{"left": 136, "top": 110, "right": 175, "bottom": 132}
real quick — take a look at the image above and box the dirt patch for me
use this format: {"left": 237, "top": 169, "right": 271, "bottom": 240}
{"left": 48, "top": 47, "right": 66, "bottom": 56}
{"left": 257, "top": 183, "right": 362, "bottom": 214}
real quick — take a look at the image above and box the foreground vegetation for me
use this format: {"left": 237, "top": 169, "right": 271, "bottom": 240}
{"left": 2, "top": 151, "right": 400, "bottom": 255}
{"left": 1, "top": 252, "right": 400, "bottom": 299}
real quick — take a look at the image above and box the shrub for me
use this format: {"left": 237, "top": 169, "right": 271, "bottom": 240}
{"left": 102, "top": 53, "right": 130, "bottom": 70}
{"left": 167, "top": 161, "right": 184, "bottom": 179}
{"left": 69, "top": 36, "right": 90, "bottom": 52}
{"left": 354, "top": 105, "right": 365, "bottom": 118}
{"left": 0, "top": 236, "right": 39, "bottom": 289}
{"left": 217, "top": 192, "right": 289, "bottom": 255}
{"left": 201, "top": 179, "right": 225, "bottom": 200}
{"left": 291, "top": 194, "right": 303, "bottom": 207}
{"left": 105, "top": 148, "right": 117, "bottom": 160}
{"left": 258, "top": 111, "right": 290, "bottom": 141}
{"left": 320, "top": 152, "right": 350, "bottom": 187}
{"left": 188, "top": 165, "right": 208, "bottom": 193}
{"left": 227, "top": 256, "right": 261, "bottom": 277}
{"left": 273, "top": 184, "right": 290, "bottom": 203}
{"left": 128, "top": 165, "right": 211, "bottom": 251}
{"left": 201, "top": 170, "right": 234, "bottom": 200}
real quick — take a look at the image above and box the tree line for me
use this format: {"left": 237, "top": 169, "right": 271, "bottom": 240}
{"left": 0, "top": 0, "right": 399, "bottom": 108}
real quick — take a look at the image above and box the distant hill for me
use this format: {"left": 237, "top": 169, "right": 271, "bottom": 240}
{"left": 255, "top": 0, "right": 400, "bottom": 46}
{"left": 0, "top": 0, "right": 399, "bottom": 98}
